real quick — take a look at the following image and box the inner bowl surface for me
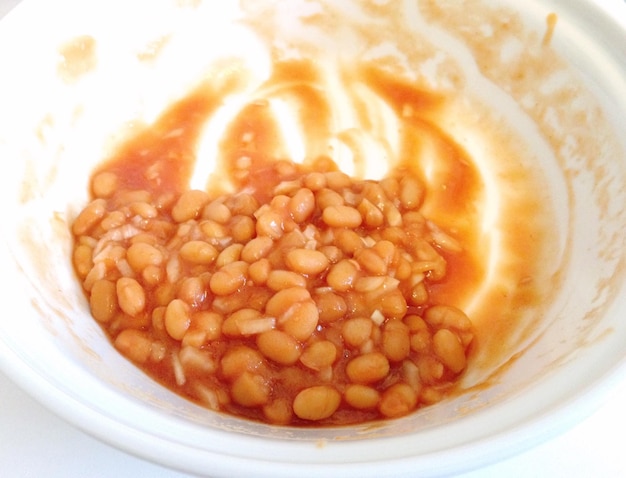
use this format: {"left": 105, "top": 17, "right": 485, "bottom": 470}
{"left": 0, "top": 0, "right": 625, "bottom": 477}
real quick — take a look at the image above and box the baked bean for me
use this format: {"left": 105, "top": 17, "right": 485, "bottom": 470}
{"left": 230, "top": 215, "right": 255, "bottom": 243}
{"left": 314, "top": 291, "right": 348, "bottom": 324}
{"left": 91, "top": 171, "right": 118, "bottom": 198}
{"left": 300, "top": 340, "right": 337, "bottom": 371}
{"left": 326, "top": 259, "right": 360, "bottom": 292}
{"left": 382, "top": 319, "right": 410, "bottom": 362}
{"left": 265, "top": 287, "right": 311, "bottom": 318}
{"left": 241, "top": 236, "right": 274, "bottom": 263}
{"left": 209, "top": 261, "right": 248, "bottom": 295}
{"left": 116, "top": 277, "right": 145, "bottom": 317}
{"left": 72, "top": 198, "right": 107, "bottom": 235}
{"left": 249, "top": 258, "right": 271, "bottom": 285}
{"left": 399, "top": 176, "right": 424, "bottom": 210}
{"left": 304, "top": 171, "right": 327, "bottom": 191}
{"left": 433, "top": 329, "right": 467, "bottom": 373}
{"left": 293, "top": 386, "right": 341, "bottom": 421}
{"left": 231, "top": 372, "right": 270, "bottom": 407}
{"left": 342, "top": 317, "right": 373, "bottom": 348}
{"left": 164, "top": 298, "right": 191, "bottom": 340}
{"left": 256, "top": 210, "right": 284, "bottom": 239}
{"left": 73, "top": 243, "right": 93, "bottom": 279}
{"left": 114, "top": 329, "right": 153, "bottom": 364}
{"left": 141, "top": 263, "right": 163, "bottom": 286}
{"left": 316, "top": 188, "right": 344, "bottom": 210}
{"left": 127, "top": 242, "right": 164, "bottom": 272}
{"left": 90, "top": 279, "right": 118, "bottom": 323}
{"left": 344, "top": 384, "right": 380, "bottom": 410}
{"left": 333, "top": 229, "right": 363, "bottom": 255}
{"left": 424, "top": 305, "right": 472, "bottom": 332}
{"left": 220, "top": 346, "right": 266, "bottom": 379}
{"left": 322, "top": 205, "right": 362, "bottom": 228}
{"left": 358, "top": 198, "right": 384, "bottom": 228}
{"left": 171, "top": 190, "right": 210, "bottom": 222}
{"left": 263, "top": 399, "right": 293, "bottom": 425}
{"left": 346, "top": 352, "right": 390, "bottom": 384}
{"left": 288, "top": 188, "right": 315, "bottom": 223}
{"left": 202, "top": 200, "right": 232, "bottom": 224}
{"left": 216, "top": 243, "right": 244, "bottom": 267}
{"left": 285, "top": 248, "right": 329, "bottom": 275}
{"left": 378, "top": 383, "right": 417, "bottom": 418}
{"left": 280, "top": 300, "right": 319, "bottom": 341}
{"left": 177, "top": 277, "right": 206, "bottom": 307}
{"left": 266, "top": 270, "right": 307, "bottom": 290}
{"left": 179, "top": 240, "right": 217, "bottom": 265}
{"left": 257, "top": 330, "right": 301, "bottom": 365}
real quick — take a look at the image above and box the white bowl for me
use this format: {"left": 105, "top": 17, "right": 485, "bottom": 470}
{"left": 0, "top": 0, "right": 625, "bottom": 476}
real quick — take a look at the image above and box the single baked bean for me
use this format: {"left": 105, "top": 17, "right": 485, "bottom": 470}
{"left": 303, "top": 171, "right": 327, "bottom": 191}
{"left": 127, "top": 242, "right": 164, "bottom": 272}
{"left": 231, "top": 372, "right": 270, "bottom": 407}
{"left": 424, "top": 305, "right": 472, "bottom": 332}
{"left": 249, "top": 258, "right": 271, "bottom": 285}
{"left": 202, "top": 200, "right": 232, "bottom": 224}
{"left": 230, "top": 215, "right": 255, "bottom": 243}
{"left": 257, "top": 330, "right": 301, "bottom": 365}
{"left": 91, "top": 171, "right": 118, "bottom": 198}
{"left": 382, "top": 319, "right": 410, "bottom": 362}
{"left": 342, "top": 317, "right": 373, "bottom": 348}
{"left": 116, "top": 277, "right": 146, "bottom": 317}
{"left": 285, "top": 248, "right": 329, "bottom": 275}
{"left": 314, "top": 291, "right": 348, "bottom": 324}
{"left": 216, "top": 243, "right": 244, "bottom": 267}
{"left": 288, "top": 188, "right": 315, "bottom": 223}
{"left": 72, "top": 198, "right": 107, "bottom": 235}
{"left": 316, "top": 188, "right": 344, "bottom": 210}
{"left": 164, "top": 298, "right": 191, "bottom": 340}
{"left": 209, "top": 261, "right": 248, "bottom": 295}
{"left": 220, "top": 345, "right": 266, "bottom": 379}
{"left": 130, "top": 201, "right": 158, "bottom": 219}
{"left": 263, "top": 398, "right": 293, "bottom": 425}
{"left": 333, "top": 229, "right": 363, "bottom": 255}
{"left": 114, "top": 329, "right": 153, "bottom": 364}
{"left": 409, "top": 282, "right": 429, "bottom": 306}
{"left": 90, "top": 279, "right": 118, "bottom": 323}
{"left": 73, "top": 243, "right": 93, "bottom": 279}
{"left": 222, "top": 308, "right": 265, "bottom": 337}
{"left": 293, "top": 385, "right": 341, "bottom": 421}
{"left": 266, "top": 270, "right": 307, "bottom": 290}
{"left": 280, "top": 300, "right": 319, "bottom": 342}
{"left": 344, "top": 384, "right": 380, "bottom": 410}
{"left": 322, "top": 205, "right": 362, "bottom": 228}
{"left": 380, "top": 289, "right": 408, "bottom": 320}
{"left": 256, "top": 210, "right": 284, "bottom": 239}
{"left": 241, "top": 236, "right": 274, "bottom": 263}
{"left": 299, "top": 340, "right": 337, "bottom": 371}
{"left": 433, "top": 328, "right": 467, "bottom": 374}
{"left": 179, "top": 240, "right": 218, "bottom": 265}
{"left": 177, "top": 277, "right": 206, "bottom": 307}
{"left": 172, "top": 189, "right": 211, "bottom": 222}
{"left": 199, "top": 219, "right": 228, "bottom": 240}
{"left": 378, "top": 383, "right": 417, "bottom": 418}
{"left": 358, "top": 198, "right": 384, "bottom": 228}
{"left": 265, "top": 287, "right": 311, "bottom": 318}
{"left": 183, "top": 311, "right": 222, "bottom": 346}
{"left": 417, "top": 356, "right": 445, "bottom": 383}
{"left": 227, "top": 193, "right": 259, "bottom": 216}
{"left": 326, "top": 259, "right": 360, "bottom": 292}
{"left": 345, "top": 352, "right": 389, "bottom": 384}
{"left": 100, "top": 210, "right": 127, "bottom": 231}
{"left": 399, "top": 175, "right": 424, "bottom": 209}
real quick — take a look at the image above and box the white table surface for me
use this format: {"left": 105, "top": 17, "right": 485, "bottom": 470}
{"left": 1, "top": 0, "right": 625, "bottom": 476}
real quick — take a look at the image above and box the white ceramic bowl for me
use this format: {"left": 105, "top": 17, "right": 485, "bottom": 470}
{"left": 0, "top": 0, "right": 625, "bottom": 476}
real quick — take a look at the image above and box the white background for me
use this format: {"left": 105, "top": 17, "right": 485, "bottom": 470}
{"left": 1, "top": 0, "right": 625, "bottom": 476}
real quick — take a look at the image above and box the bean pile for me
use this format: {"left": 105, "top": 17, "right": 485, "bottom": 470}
{"left": 72, "top": 157, "right": 474, "bottom": 425}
